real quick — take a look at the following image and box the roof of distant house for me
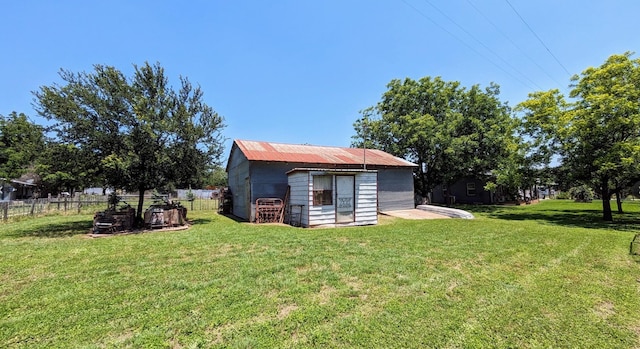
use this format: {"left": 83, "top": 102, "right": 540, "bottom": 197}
{"left": 230, "top": 139, "right": 417, "bottom": 167}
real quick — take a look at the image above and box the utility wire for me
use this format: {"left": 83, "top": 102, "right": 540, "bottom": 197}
{"left": 421, "top": 0, "right": 543, "bottom": 90}
{"left": 504, "top": 0, "right": 572, "bottom": 76}
{"left": 399, "top": 0, "right": 536, "bottom": 90}
{"left": 465, "top": 0, "right": 565, "bottom": 88}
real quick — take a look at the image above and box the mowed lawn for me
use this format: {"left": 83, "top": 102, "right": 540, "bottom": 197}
{"left": 1, "top": 201, "right": 639, "bottom": 348}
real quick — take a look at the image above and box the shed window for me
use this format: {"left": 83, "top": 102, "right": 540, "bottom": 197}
{"left": 313, "top": 175, "right": 333, "bottom": 206}
{"left": 466, "top": 182, "right": 476, "bottom": 197}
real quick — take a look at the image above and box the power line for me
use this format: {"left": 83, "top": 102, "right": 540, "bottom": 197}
{"left": 465, "top": 0, "right": 565, "bottom": 88}
{"left": 504, "top": 0, "right": 572, "bottom": 76}
{"left": 422, "top": 0, "right": 543, "bottom": 90}
{"left": 399, "top": 0, "right": 536, "bottom": 90}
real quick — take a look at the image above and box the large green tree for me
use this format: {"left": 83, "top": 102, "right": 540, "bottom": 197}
{"left": 518, "top": 53, "right": 640, "bottom": 221}
{"left": 36, "top": 142, "right": 99, "bottom": 195}
{"left": 34, "top": 62, "right": 225, "bottom": 222}
{"left": 0, "top": 112, "right": 45, "bottom": 180}
{"left": 353, "top": 77, "right": 515, "bottom": 201}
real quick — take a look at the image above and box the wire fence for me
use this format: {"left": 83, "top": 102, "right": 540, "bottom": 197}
{"left": 1, "top": 194, "right": 221, "bottom": 222}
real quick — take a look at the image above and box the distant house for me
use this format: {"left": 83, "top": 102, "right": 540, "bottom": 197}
{"left": 431, "top": 177, "right": 494, "bottom": 205}
{"left": 0, "top": 175, "right": 39, "bottom": 201}
{"left": 226, "top": 140, "right": 417, "bottom": 226}
{"left": 431, "top": 177, "right": 543, "bottom": 205}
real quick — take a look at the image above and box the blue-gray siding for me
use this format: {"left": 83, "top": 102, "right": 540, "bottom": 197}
{"left": 226, "top": 148, "right": 250, "bottom": 219}
{"left": 249, "top": 162, "right": 291, "bottom": 200}
{"left": 377, "top": 168, "right": 415, "bottom": 212}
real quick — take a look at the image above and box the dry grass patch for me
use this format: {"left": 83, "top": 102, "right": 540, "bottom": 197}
{"left": 314, "top": 284, "right": 337, "bottom": 305}
{"left": 594, "top": 300, "right": 616, "bottom": 319}
{"left": 277, "top": 304, "right": 299, "bottom": 320}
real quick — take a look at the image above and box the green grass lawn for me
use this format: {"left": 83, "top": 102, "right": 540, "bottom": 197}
{"left": 1, "top": 200, "right": 639, "bottom": 348}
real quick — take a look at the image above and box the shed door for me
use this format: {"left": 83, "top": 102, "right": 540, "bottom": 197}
{"left": 336, "top": 175, "right": 355, "bottom": 223}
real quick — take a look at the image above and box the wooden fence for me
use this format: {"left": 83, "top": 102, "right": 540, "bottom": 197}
{"left": 1, "top": 194, "right": 220, "bottom": 222}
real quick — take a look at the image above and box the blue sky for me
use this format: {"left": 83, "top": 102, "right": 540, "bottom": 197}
{"left": 2, "top": 1, "right": 639, "bottom": 161}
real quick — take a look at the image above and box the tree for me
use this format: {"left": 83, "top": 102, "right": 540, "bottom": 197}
{"left": 34, "top": 62, "right": 225, "bottom": 223}
{"left": 516, "top": 89, "right": 569, "bottom": 167}
{"left": 517, "top": 53, "right": 640, "bottom": 221}
{"left": 569, "top": 53, "right": 640, "bottom": 220}
{"left": 0, "top": 112, "right": 45, "bottom": 180}
{"left": 203, "top": 165, "right": 228, "bottom": 188}
{"left": 36, "top": 142, "right": 98, "bottom": 195}
{"left": 496, "top": 89, "right": 571, "bottom": 202}
{"left": 352, "top": 77, "right": 515, "bottom": 201}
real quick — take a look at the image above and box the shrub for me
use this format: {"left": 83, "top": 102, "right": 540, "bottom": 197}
{"left": 568, "top": 185, "right": 595, "bottom": 202}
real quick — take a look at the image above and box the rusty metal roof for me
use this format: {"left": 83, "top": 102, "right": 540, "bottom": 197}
{"left": 233, "top": 140, "right": 417, "bottom": 167}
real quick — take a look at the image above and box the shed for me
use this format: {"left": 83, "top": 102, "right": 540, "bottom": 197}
{"left": 287, "top": 168, "right": 377, "bottom": 227}
{"left": 226, "top": 140, "right": 417, "bottom": 223}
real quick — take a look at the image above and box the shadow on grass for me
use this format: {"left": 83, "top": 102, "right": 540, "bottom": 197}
{"left": 219, "top": 213, "right": 249, "bottom": 223}
{"left": 458, "top": 204, "right": 640, "bottom": 232}
{"left": 190, "top": 218, "right": 214, "bottom": 225}
{"left": 7, "top": 219, "right": 94, "bottom": 238}
{"left": 190, "top": 213, "right": 247, "bottom": 225}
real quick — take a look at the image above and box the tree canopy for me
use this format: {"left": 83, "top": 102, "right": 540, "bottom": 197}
{"left": 352, "top": 77, "right": 516, "bottom": 200}
{"left": 34, "top": 62, "right": 225, "bottom": 222}
{"left": 0, "top": 111, "right": 45, "bottom": 180}
{"left": 517, "top": 52, "right": 640, "bottom": 221}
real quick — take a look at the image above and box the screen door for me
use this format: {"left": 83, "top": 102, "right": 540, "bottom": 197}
{"left": 335, "top": 175, "right": 355, "bottom": 223}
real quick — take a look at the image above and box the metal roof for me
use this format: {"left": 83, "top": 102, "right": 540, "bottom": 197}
{"left": 286, "top": 168, "right": 378, "bottom": 175}
{"left": 233, "top": 140, "right": 417, "bottom": 167}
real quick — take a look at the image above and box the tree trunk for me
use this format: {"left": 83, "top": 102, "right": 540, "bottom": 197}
{"left": 615, "top": 190, "right": 623, "bottom": 214}
{"left": 415, "top": 161, "right": 431, "bottom": 205}
{"left": 601, "top": 178, "right": 613, "bottom": 222}
{"left": 136, "top": 187, "right": 145, "bottom": 226}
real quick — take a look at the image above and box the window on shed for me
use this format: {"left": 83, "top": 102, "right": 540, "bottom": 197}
{"left": 466, "top": 182, "right": 476, "bottom": 197}
{"left": 313, "top": 175, "right": 333, "bottom": 206}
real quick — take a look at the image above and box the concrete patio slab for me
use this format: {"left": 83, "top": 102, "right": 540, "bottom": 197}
{"left": 381, "top": 209, "right": 450, "bottom": 220}
{"left": 416, "top": 205, "right": 475, "bottom": 219}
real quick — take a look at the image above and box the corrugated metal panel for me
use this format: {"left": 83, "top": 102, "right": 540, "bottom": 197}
{"left": 227, "top": 146, "right": 251, "bottom": 220}
{"left": 234, "top": 140, "right": 416, "bottom": 167}
{"left": 378, "top": 168, "right": 415, "bottom": 211}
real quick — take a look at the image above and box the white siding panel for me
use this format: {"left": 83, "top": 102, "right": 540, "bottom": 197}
{"left": 354, "top": 172, "right": 377, "bottom": 225}
{"left": 308, "top": 206, "right": 336, "bottom": 226}
{"left": 287, "top": 172, "right": 310, "bottom": 227}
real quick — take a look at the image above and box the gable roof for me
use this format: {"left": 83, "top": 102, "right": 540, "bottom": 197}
{"left": 230, "top": 139, "right": 417, "bottom": 167}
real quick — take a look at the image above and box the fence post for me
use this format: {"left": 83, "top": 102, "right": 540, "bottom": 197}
{"left": 78, "top": 199, "right": 82, "bottom": 214}
{"left": 30, "top": 199, "right": 36, "bottom": 216}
